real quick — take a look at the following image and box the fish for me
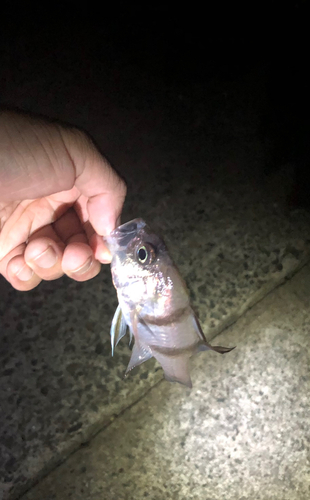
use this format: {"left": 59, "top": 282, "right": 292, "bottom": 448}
{"left": 106, "top": 218, "right": 235, "bottom": 387}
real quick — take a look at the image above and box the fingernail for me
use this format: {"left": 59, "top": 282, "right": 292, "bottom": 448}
{"left": 16, "top": 265, "right": 34, "bottom": 282}
{"left": 105, "top": 215, "right": 121, "bottom": 236}
{"left": 71, "top": 257, "right": 93, "bottom": 276}
{"left": 33, "top": 246, "right": 57, "bottom": 269}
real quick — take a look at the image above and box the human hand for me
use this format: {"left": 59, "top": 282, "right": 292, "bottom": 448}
{"left": 0, "top": 111, "right": 126, "bottom": 291}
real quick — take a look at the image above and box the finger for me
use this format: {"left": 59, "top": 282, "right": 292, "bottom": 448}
{"left": 0, "top": 195, "right": 78, "bottom": 262}
{"left": 53, "top": 207, "right": 102, "bottom": 258}
{"left": 2, "top": 244, "right": 42, "bottom": 291}
{"left": 61, "top": 129, "right": 127, "bottom": 235}
{"left": 25, "top": 236, "right": 65, "bottom": 281}
{"left": 61, "top": 242, "right": 101, "bottom": 282}
{"left": 53, "top": 208, "right": 88, "bottom": 244}
{"left": 87, "top": 192, "right": 124, "bottom": 237}
{"left": 54, "top": 201, "right": 112, "bottom": 262}
{"left": 89, "top": 233, "right": 112, "bottom": 263}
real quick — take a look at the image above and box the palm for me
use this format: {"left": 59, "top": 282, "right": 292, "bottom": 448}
{"left": 1, "top": 188, "right": 80, "bottom": 258}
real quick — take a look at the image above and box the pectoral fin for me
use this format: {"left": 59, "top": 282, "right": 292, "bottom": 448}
{"left": 110, "top": 304, "right": 128, "bottom": 356}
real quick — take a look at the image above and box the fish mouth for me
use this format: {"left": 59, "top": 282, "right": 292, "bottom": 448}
{"left": 106, "top": 218, "right": 147, "bottom": 251}
{"left": 117, "top": 218, "right": 146, "bottom": 233}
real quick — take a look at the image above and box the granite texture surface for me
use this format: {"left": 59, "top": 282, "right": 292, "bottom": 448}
{"left": 20, "top": 263, "right": 310, "bottom": 500}
{"left": 1, "top": 14, "right": 310, "bottom": 500}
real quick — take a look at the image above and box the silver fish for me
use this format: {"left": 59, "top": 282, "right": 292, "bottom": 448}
{"left": 106, "top": 218, "right": 234, "bottom": 387}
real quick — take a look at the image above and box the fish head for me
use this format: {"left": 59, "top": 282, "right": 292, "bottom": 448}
{"left": 106, "top": 218, "right": 169, "bottom": 290}
{"left": 106, "top": 219, "right": 188, "bottom": 312}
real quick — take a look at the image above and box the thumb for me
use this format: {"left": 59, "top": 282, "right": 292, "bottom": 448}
{"left": 60, "top": 127, "right": 127, "bottom": 236}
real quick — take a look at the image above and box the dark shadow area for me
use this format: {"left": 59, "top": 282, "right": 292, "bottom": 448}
{"left": 1, "top": 1, "right": 308, "bottom": 204}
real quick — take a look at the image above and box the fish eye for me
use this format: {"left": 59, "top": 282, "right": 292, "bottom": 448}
{"left": 136, "top": 244, "right": 156, "bottom": 265}
{"left": 138, "top": 246, "right": 147, "bottom": 262}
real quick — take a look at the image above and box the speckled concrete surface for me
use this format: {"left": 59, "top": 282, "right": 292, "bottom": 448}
{"left": 19, "top": 263, "right": 310, "bottom": 500}
{"left": 1, "top": 11, "right": 310, "bottom": 500}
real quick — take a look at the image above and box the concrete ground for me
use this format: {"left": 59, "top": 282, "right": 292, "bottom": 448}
{"left": 20, "top": 264, "right": 310, "bottom": 500}
{"left": 1, "top": 5, "right": 310, "bottom": 500}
